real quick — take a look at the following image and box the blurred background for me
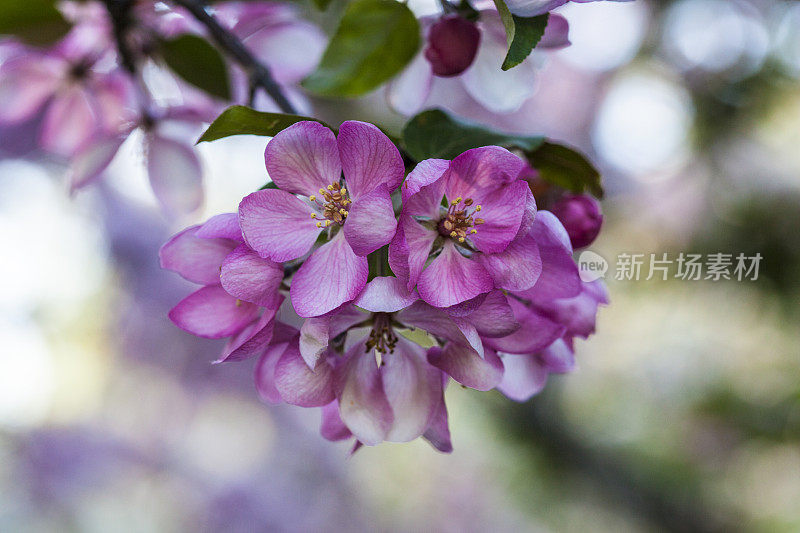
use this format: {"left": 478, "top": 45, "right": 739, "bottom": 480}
{"left": 2, "top": 0, "right": 800, "bottom": 531}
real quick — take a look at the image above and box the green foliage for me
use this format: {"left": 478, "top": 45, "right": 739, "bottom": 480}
{"left": 492, "top": 0, "right": 549, "bottom": 71}
{"left": 197, "top": 106, "right": 329, "bottom": 143}
{"left": 402, "top": 109, "right": 545, "bottom": 160}
{"left": 530, "top": 142, "right": 603, "bottom": 198}
{"left": 402, "top": 109, "right": 603, "bottom": 197}
{"left": 0, "top": 0, "right": 70, "bottom": 46}
{"left": 302, "top": 0, "right": 420, "bottom": 97}
{"left": 161, "top": 34, "right": 231, "bottom": 101}
{"left": 311, "top": 0, "right": 334, "bottom": 10}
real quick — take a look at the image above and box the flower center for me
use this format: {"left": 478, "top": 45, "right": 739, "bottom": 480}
{"left": 365, "top": 312, "right": 397, "bottom": 355}
{"left": 309, "top": 182, "right": 351, "bottom": 228}
{"left": 438, "top": 196, "right": 484, "bottom": 243}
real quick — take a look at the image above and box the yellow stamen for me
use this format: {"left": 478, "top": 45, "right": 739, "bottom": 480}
{"left": 310, "top": 213, "right": 317, "bottom": 218}
{"left": 458, "top": 237, "right": 465, "bottom": 243}
{"left": 470, "top": 229, "right": 477, "bottom": 234}
{"left": 475, "top": 205, "right": 482, "bottom": 211}
{"left": 450, "top": 231, "right": 457, "bottom": 238}
{"left": 316, "top": 222, "right": 323, "bottom": 228}
{"left": 309, "top": 195, "right": 316, "bottom": 202}
{"left": 327, "top": 184, "right": 334, "bottom": 190}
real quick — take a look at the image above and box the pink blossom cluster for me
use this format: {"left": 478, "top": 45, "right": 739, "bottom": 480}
{"left": 161, "top": 121, "right": 607, "bottom": 451}
{"left": 0, "top": 0, "right": 323, "bottom": 214}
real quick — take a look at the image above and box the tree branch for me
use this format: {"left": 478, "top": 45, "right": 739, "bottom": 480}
{"left": 172, "top": 0, "right": 298, "bottom": 115}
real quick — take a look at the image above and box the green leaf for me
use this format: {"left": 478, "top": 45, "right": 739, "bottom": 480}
{"left": 302, "top": 0, "right": 420, "bottom": 97}
{"left": 402, "top": 109, "right": 603, "bottom": 197}
{"left": 492, "top": 0, "right": 549, "bottom": 71}
{"left": 311, "top": 0, "right": 333, "bottom": 9}
{"left": 529, "top": 142, "right": 603, "bottom": 198}
{"left": 402, "top": 109, "right": 545, "bottom": 161}
{"left": 161, "top": 34, "right": 231, "bottom": 101}
{"left": 197, "top": 106, "right": 330, "bottom": 143}
{"left": 0, "top": 0, "right": 70, "bottom": 46}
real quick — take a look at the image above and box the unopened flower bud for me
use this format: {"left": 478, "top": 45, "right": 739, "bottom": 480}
{"left": 549, "top": 194, "right": 603, "bottom": 249}
{"left": 424, "top": 15, "right": 481, "bottom": 77}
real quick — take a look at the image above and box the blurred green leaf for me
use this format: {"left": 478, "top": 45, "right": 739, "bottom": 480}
{"left": 311, "top": 0, "right": 334, "bottom": 10}
{"left": 530, "top": 142, "right": 603, "bottom": 198}
{"left": 402, "top": 109, "right": 603, "bottom": 197}
{"left": 0, "top": 0, "right": 70, "bottom": 46}
{"left": 197, "top": 106, "right": 329, "bottom": 143}
{"left": 161, "top": 34, "right": 231, "bottom": 100}
{"left": 302, "top": 0, "right": 420, "bottom": 97}
{"left": 402, "top": 109, "right": 544, "bottom": 160}
{"left": 492, "top": 0, "right": 549, "bottom": 71}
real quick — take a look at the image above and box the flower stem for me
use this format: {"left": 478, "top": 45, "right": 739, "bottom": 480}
{"left": 172, "top": 0, "right": 298, "bottom": 115}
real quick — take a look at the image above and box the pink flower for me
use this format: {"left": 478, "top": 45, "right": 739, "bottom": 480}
{"left": 239, "top": 121, "right": 404, "bottom": 317}
{"left": 503, "top": 0, "right": 632, "bottom": 18}
{"left": 160, "top": 213, "right": 284, "bottom": 363}
{"left": 389, "top": 147, "right": 539, "bottom": 307}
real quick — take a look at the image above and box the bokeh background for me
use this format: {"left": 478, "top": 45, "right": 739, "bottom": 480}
{"left": 2, "top": 0, "right": 800, "bottom": 531}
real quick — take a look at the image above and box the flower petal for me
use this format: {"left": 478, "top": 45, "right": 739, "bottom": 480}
{"left": 159, "top": 226, "right": 237, "bottom": 285}
{"left": 478, "top": 230, "right": 542, "bottom": 291}
{"left": 255, "top": 341, "right": 291, "bottom": 404}
{"left": 196, "top": 213, "right": 242, "bottom": 241}
{"left": 320, "top": 401, "right": 353, "bottom": 442}
{"left": 422, "top": 386, "right": 453, "bottom": 453}
{"left": 146, "top": 134, "right": 204, "bottom": 215}
{"left": 463, "top": 290, "right": 520, "bottom": 338}
{"left": 466, "top": 180, "right": 531, "bottom": 254}
{"left": 274, "top": 343, "right": 336, "bottom": 407}
{"left": 418, "top": 241, "right": 493, "bottom": 308}
{"left": 40, "top": 87, "right": 98, "bottom": 156}
{"left": 402, "top": 158, "right": 449, "bottom": 214}
{"left": 0, "top": 55, "right": 60, "bottom": 123}
{"left": 540, "top": 338, "right": 576, "bottom": 374}
{"left": 218, "top": 304, "right": 280, "bottom": 363}
{"left": 461, "top": 13, "right": 539, "bottom": 113}
{"left": 290, "top": 232, "right": 368, "bottom": 317}
{"left": 427, "top": 344, "right": 503, "bottom": 391}
{"left": 396, "top": 301, "right": 484, "bottom": 357}
{"left": 343, "top": 186, "right": 397, "bottom": 256}
{"left": 238, "top": 189, "right": 321, "bottom": 262}
{"left": 336, "top": 346, "right": 393, "bottom": 446}
{"left": 264, "top": 120, "right": 341, "bottom": 196}
{"left": 353, "top": 276, "right": 419, "bottom": 313}
{"left": 386, "top": 51, "right": 433, "bottom": 116}
{"left": 383, "top": 337, "right": 443, "bottom": 442}
{"left": 482, "top": 298, "right": 565, "bottom": 354}
{"left": 539, "top": 13, "right": 571, "bottom": 49}
{"left": 67, "top": 134, "right": 125, "bottom": 191}
{"left": 497, "top": 353, "right": 548, "bottom": 402}
{"left": 220, "top": 244, "right": 284, "bottom": 307}
{"left": 517, "top": 211, "right": 581, "bottom": 301}
{"left": 388, "top": 214, "right": 438, "bottom": 293}
{"left": 338, "top": 121, "right": 404, "bottom": 198}
{"left": 169, "top": 286, "right": 259, "bottom": 339}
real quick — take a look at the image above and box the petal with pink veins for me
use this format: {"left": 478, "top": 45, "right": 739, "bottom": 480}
{"left": 478, "top": 230, "right": 542, "bottom": 291}
{"left": 353, "top": 276, "right": 419, "bottom": 313}
{"left": 388, "top": 215, "right": 438, "bottom": 293}
{"left": 290, "top": 232, "right": 368, "bottom": 318}
{"left": 159, "top": 226, "right": 238, "bottom": 285}
{"left": 338, "top": 121, "right": 404, "bottom": 198}
{"left": 220, "top": 244, "right": 284, "bottom": 307}
{"left": 517, "top": 211, "right": 581, "bottom": 301}
{"left": 196, "top": 213, "right": 242, "bottom": 241}
{"left": 336, "top": 345, "right": 393, "bottom": 445}
{"left": 482, "top": 298, "right": 565, "bottom": 354}
{"left": 264, "top": 121, "right": 341, "bottom": 196}
{"left": 320, "top": 401, "right": 353, "bottom": 442}
{"left": 343, "top": 185, "right": 397, "bottom": 256}
{"left": 427, "top": 344, "right": 503, "bottom": 391}
{"left": 217, "top": 304, "right": 280, "bottom": 363}
{"left": 274, "top": 343, "right": 336, "bottom": 407}
{"left": 238, "top": 188, "right": 321, "bottom": 262}
{"left": 169, "top": 285, "right": 259, "bottom": 339}
{"left": 382, "top": 337, "right": 443, "bottom": 442}
{"left": 418, "top": 241, "right": 493, "bottom": 308}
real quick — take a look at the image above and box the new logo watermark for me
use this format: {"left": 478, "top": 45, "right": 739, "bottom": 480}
{"left": 576, "top": 251, "right": 762, "bottom": 282}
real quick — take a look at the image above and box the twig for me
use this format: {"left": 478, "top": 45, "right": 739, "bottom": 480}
{"left": 172, "top": 0, "right": 298, "bottom": 115}
{"left": 103, "top": 0, "right": 138, "bottom": 74}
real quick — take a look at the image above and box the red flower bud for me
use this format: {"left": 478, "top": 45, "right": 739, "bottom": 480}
{"left": 424, "top": 15, "right": 481, "bottom": 77}
{"left": 550, "top": 194, "right": 603, "bottom": 249}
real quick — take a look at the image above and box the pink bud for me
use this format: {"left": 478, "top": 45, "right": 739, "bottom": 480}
{"left": 549, "top": 194, "right": 603, "bottom": 249}
{"left": 424, "top": 15, "right": 481, "bottom": 78}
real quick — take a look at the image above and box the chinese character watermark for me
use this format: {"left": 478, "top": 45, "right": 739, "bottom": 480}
{"left": 579, "top": 252, "right": 763, "bottom": 281}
